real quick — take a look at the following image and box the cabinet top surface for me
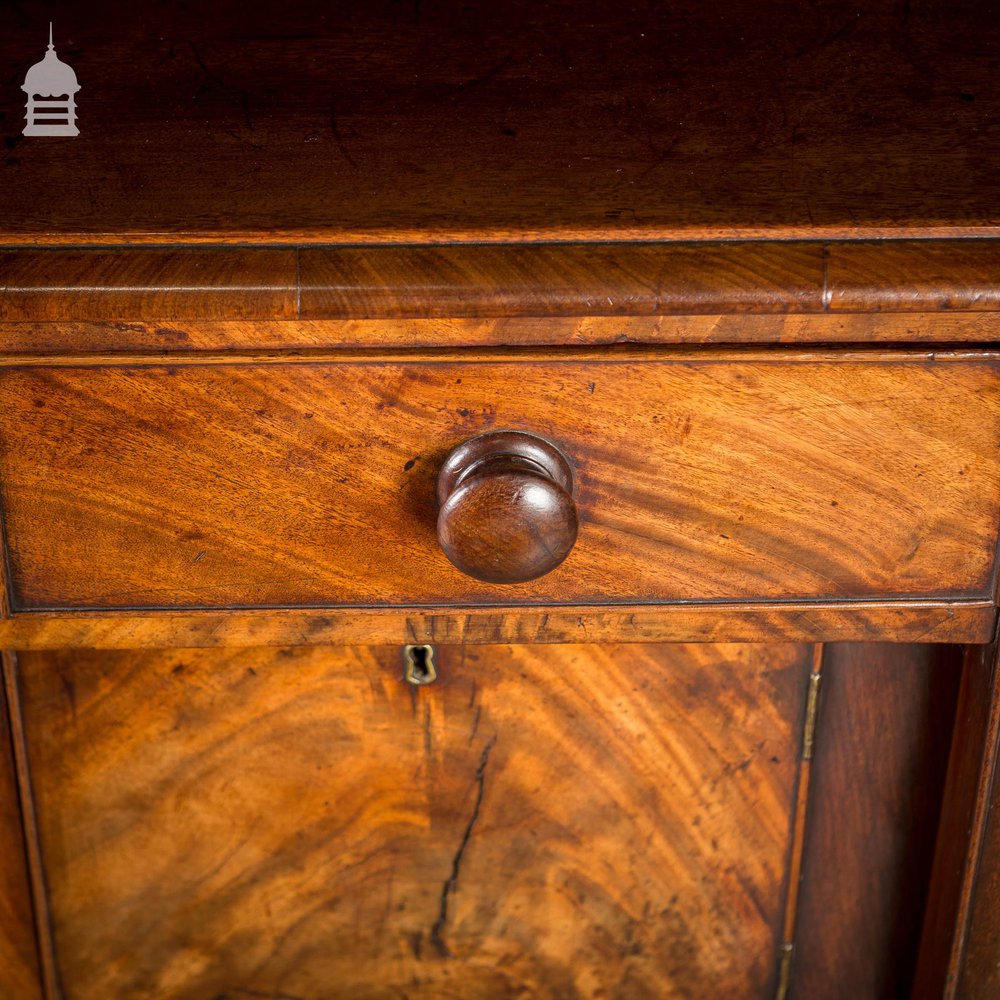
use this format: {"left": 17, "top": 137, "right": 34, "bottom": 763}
{"left": 0, "top": 0, "right": 997, "bottom": 246}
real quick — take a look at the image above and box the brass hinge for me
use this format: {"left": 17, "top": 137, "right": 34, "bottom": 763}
{"left": 801, "top": 670, "right": 822, "bottom": 761}
{"left": 775, "top": 657, "right": 824, "bottom": 1000}
{"left": 775, "top": 942, "right": 794, "bottom": 1000}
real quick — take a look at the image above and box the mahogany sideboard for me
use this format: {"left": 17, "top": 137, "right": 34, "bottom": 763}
{"left": 2, "top": 1, "right": 1000, "bottom": 997}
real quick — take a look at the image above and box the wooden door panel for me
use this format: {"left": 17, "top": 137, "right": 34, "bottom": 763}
{"left": 18, "top": 642, "right": 812, "bottom": 999}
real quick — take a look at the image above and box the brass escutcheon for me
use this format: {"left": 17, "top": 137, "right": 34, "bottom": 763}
{"left": 403, "top": 644, "right": 437, "bottom": 685}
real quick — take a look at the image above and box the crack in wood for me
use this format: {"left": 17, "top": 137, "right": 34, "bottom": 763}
{"left": 430, "top": 736, "right": 496, "bottom": 957}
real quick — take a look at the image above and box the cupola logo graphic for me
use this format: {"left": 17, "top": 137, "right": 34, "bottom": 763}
{"left": 21, "top": 23, "right": 80, "bottom": 136}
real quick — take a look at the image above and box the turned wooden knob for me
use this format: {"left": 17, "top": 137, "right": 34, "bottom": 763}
{"left": 437, "top": 430, "right": 578, "bottom": 584}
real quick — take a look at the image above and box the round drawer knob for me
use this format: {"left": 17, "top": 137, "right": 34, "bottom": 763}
{"left": 436, "top": 430, "right": 578, "bottom": 584}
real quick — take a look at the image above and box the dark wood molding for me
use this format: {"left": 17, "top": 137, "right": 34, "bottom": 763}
{"left": 298, "top": 242, "right": 827, "bottom": 318}
{"left": 0, "top": 249, "right": 297, "bottom": 322}
{"left": 827, "top": 242, "right": 1000, "bottom": 314}
{"left": 1, "top": 242, "right": 1000, "bottom": 326}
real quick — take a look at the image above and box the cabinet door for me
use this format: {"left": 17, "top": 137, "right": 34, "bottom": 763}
{"left": 16, "top": 643, "right": 811, "bottom": 999}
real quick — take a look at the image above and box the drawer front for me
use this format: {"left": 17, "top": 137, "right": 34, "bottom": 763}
{"left": 0, "top": 352, "right": 997, "bottom": 610}
{"left": 18, "top": 642, "right": 811, "bottom": 999}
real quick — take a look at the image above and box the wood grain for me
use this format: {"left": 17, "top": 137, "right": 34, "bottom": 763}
{"left": 0, "top": 600, "right": 991, "bottom": 650}
{"left": 0, "top": 1, "right": 998, "bottom": 242}
{"left": 828, "top": 241, "right": 1000, "bottom": 312}
{"left": 0, "top": 353, "right": 997, "bottom": 611}
{"left": 789, "top": 643, "right": 964, "bottom": 998}
{"left": 0, "top": 657, "right": 42, "bottom": 1000}
{"left": 3, "top": 241, "right": 1000, "bottom": 327}
{"left": 17, "top": 642, "right": 812, "bottom": 999}
{"left": 298, "top": 243, "right": 826, "bottom": 317}
{"left": 1, "top": 313, "right": 999, "bottom": 355}
{"left": 0, "top": 249, "right": 297, "bottom": 321}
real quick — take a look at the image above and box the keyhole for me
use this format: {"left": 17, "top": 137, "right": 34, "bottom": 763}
{"left": 403, "top": 644, "right": 437, "bottom": 685}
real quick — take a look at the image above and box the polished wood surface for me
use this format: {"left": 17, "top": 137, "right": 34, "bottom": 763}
{"left": 302, "top": 241, "right": 1000, "bottom": 318}
{"left": 437, "top": 431, "right": 578, "bottom": 584}
{"left": 828, "top": 242, "right": 1000, "bottom": 313}
{"left": 0, "top": 249, "right": 297, "bottom": 322}
{"left": 0, "top": 2, "right": 998, "bottom": 991}
{"left": 0, "top": 662, "right": 42, "bottom": 1000}
{"left": 0, "top": 1, "right": 997, "bottom": 243}
{"left": 18, "top": 642, "right": 812, "bottom": 998}
{"left": 0, "top": 600, "right": 992, "bottom": 650}
{"left": 3, "top": 313, "right": 1000, "bottom": 355}
{"left": 1, "top": 351, "right": 997, "bottom": 611}
{"left": 789, "top": 643, "right": 963, "bottom": 998}
{"left": 300, "top": 243, "right": 826, "bottom": 318}
{"left": 2, "top": 241, "right": 999, "bottom": 326}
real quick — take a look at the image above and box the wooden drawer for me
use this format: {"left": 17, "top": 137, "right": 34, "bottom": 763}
{"left": 0, "top": 350, "right": 997, "bottom": 612}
